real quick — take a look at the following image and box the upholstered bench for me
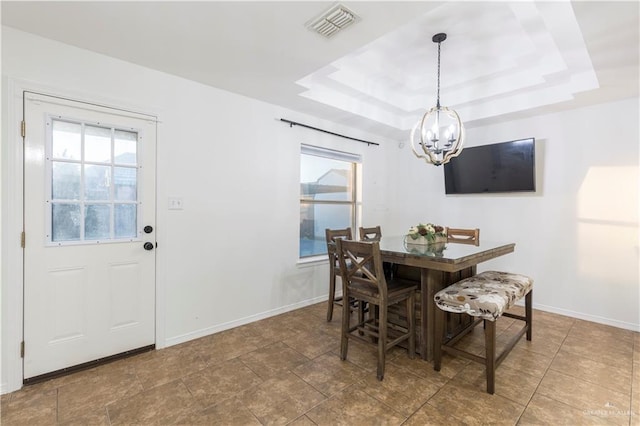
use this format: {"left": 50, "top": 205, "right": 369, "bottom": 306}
{"left": 433, "top": 270, "right": 533, "bottom": 394}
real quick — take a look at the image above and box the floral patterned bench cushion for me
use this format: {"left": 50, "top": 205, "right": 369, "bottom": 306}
{"left": 434, "top": 271, "right": 533, "bottom": 321}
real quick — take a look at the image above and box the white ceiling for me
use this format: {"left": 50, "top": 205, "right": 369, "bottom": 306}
{"left": 2, "top": 1, "right": 638, "bottom": 141}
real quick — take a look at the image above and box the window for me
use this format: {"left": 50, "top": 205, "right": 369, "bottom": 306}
{"left": 47, "top": 117, "right": 140, "bottom": 244}
{"left": 299, "top": 145, "right": 361, "bottom": 258}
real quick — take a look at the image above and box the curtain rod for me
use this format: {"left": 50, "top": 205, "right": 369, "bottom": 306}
{"left": 279, "top": 118, "right": 379, "bottom": 147}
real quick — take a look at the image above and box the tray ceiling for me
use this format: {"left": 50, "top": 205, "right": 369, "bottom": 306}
{"left": 2, "top": 1, "right": 638, "bottom": 141}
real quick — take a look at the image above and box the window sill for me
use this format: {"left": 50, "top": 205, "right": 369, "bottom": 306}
{"left": 296, "top": 255, "right": 327, "bottom": 268}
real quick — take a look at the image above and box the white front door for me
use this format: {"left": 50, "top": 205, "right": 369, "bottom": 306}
{"left": 23, "top": 92, "right": 157, "bottom": 380}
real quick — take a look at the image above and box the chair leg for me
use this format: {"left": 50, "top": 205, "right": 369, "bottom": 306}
{"left": 484, "top": 319, "right": 496, "bottom": 394}
{"left": 525, "top": 290, "right": 532, "bottom": 341}
{"left": 377, "top": 303, "right": 387, "bottom": 380}
{"left": 370, "top": 305, "right": 380, "bottom": 344}
{"left": 327, "top": 269, "right": 336, "bottom": 322}
{"left": 340, "top": 290, "right": 350, "bottom": 361}
{"left": 358, "top": 300, "right": 365, "bottom": 335}
{"left": 407, "top": 293, "right": 415, "bottom": 359}
{"left": 433, "top": 307, "right": 444, "bottom": 371}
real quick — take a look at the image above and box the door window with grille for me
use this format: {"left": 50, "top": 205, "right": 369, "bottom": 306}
{"left": 47, "top": 117, "right": 141, "bottom": 244}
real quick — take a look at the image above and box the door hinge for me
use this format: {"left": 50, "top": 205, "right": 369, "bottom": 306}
{"left": 21, "top": 231, "right": 25, "bottom": 248}
{"left": 21, "top": 120, "right": 26, "bottom": 138}
{"left": 20, "top": 341, "right": 25, "bottom": 358}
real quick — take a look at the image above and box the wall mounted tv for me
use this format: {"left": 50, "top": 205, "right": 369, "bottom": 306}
{"left": 444, "top": 138, "right": 536, "bottom": 194}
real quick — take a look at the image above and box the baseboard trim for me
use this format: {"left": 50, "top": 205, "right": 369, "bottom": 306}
{"left": 164, "top": 295, "right": 328, "bottom": 347}
{"left": 533, "top": 303, "right": 639, "bottom": 332}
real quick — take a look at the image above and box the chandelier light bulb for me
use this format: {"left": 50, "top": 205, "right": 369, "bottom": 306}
{"left": 446, "top": 125, "right": 456, "bottom": 146}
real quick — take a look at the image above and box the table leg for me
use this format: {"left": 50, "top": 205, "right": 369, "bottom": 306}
{"left": 420, "top": 266, "right": 477, "bottom": 361}
{"left": 420, "top": 268, "right": 442, "bottom": 361}
{"left": 419, "top": 268, "right": 429, "bottom": 360}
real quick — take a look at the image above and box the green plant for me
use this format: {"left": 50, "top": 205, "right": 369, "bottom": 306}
{"left": 407, "top": 223, "right": 446, "bottom": 242}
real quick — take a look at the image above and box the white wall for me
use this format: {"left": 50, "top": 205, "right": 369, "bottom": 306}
{"left": 388, "top": 99, "right": 639, "bottom": 329}
{"left": 0, "top": 27, "right": 395, "bottom": 393}
{"left": 2, "top": 26, "right": 638, "bottom": 394}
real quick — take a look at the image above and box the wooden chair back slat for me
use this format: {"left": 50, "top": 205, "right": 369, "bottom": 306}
{"left": 337, "top": 239, "right": 386, "bottom": 298}
{"left": 359, "top": 226, "right": 382, "bottom": 241}
{"left": 446, "top": 227, "right": 480, "bottom": 246}
{"left": 324, "top": 227, "right": 353, "bottom": 321}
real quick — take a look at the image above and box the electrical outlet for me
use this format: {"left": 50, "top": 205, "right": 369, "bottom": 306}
{"left": 168, "top": 197, "right": 183, "bottom": 210}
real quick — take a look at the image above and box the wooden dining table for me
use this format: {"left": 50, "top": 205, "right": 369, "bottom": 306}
{"left": 377, "top": 236, "right": 516, "bottom": 361}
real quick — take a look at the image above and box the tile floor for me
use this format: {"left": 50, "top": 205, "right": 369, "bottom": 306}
{"left": 2, "top": 302, "right": 638, "bottom": 425}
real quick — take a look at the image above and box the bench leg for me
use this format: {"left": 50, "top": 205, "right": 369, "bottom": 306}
{"left": 433, "top": 307, "right": 444, "bottom": 371}
{"left": 525, "top": 290, "right": 532, "bottom": 341}
{"left": 484, "top": 319, "right": 496, "bottom": 394}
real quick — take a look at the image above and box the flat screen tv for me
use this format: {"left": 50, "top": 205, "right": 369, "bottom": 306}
{"left": 444, "top": 138, "right": 536, "bottom": 194}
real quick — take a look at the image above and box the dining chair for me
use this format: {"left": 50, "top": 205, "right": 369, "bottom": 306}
{"left": 335, "top": 238, "right": 416, "bottom": 380}
{"left": 445, "top": 227, "right": 480, "bottom": 245}
{"left": 325, "top": 228, "right": 353, "bottom": 322}
{"left": 359, "top": 225, "right": 382, "bottom": 241}
{"left": 433, "top": 271, "right": 533, "bottom": 394}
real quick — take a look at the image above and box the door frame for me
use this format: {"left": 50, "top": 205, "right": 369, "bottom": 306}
{"left": 2, "top": 78, "right": 166, "bottom": 394}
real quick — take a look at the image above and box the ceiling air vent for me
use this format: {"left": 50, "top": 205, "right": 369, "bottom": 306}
{"left": 306, "top": 4, "right": 359, "bottom": 38}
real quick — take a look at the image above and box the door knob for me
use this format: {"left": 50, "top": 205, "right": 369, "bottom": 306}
{"left": 143, "top": 242, "right": 154, "bottom": 251}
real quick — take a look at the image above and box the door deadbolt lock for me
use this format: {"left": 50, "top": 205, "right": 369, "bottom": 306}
{"left": 144, "top": 225, "right": 153, "bottom": 234}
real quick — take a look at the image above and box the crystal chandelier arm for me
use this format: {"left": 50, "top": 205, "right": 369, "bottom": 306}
{"left": 411, "top": 116, "right": 441, "bottom": 164}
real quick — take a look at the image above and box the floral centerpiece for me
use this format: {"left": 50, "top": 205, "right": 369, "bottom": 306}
{"left": 405, "top": 223, "right": 447, "bottom": 245}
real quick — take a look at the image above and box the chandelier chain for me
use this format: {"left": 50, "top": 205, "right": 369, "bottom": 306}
{"left": 436, "top": 41, "right": 441, "bottom": 108}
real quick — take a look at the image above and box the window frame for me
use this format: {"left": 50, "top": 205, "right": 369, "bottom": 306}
{"left": 299, "top": 144, "right": 361, "bottom": 260}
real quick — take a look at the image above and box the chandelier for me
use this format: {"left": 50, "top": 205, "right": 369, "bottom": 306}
{"left": 410, "top": 33, "right": 464, "bottom": 166}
